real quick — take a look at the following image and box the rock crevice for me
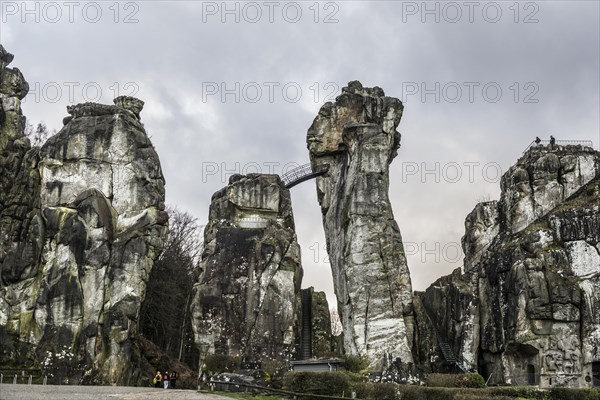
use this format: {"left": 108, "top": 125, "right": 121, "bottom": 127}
{"left": 191, "top": 174, "right": 303, "bottom": 363}
{"left": 0, "top": 45, "right": 167, "bottom": 385}
{"left": 307, "top": 81, "right": 413, "bottom": 370}
{"left": 417, "top": 144, "right": 600, "bottom": 387}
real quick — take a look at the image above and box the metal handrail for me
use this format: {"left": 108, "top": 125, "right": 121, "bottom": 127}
{"left": 281, "top": 163, "right": 329, "bottom": 188}
{"left": 523, "top": 139, "right": 594, "bottom": 154}
{"left": 0, "top": 371, "right": 47, "bottom": 385}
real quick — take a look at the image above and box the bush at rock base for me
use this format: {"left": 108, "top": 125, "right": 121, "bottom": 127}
{"left": 548, "top": 387, "right": 600, "bottom": 400}
{"left": 340, "top": 354, "right": 370, "bottom": 373}
{"left": 426, "top": 373, "right": 485, "bottom": 388}
{"left": 352, "top": 382, "right": 399, "bottom": 400}
{"left": 283, "top": 371, "right": 355, "bottom": 397}
{"left": 261, "top": 360, "right": 288, "bottom": 388}
{"left": 346, "top": 384, "right": 600, "bottom": 400}
{"left": 204, "top": 354, "right": 240, "bottom": 374}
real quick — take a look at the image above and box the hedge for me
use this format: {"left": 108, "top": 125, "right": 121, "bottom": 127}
{"left": 548, "top": 387, "right": 600, "bottom": 400}
{"left": 283, "top": 371, "right": 353, "bottom": 397}
{"left": 426, "top": 373, "right": 485, "bottom": 388}
{"left": 282, "top": 371, "right": 600, "bottom": 400}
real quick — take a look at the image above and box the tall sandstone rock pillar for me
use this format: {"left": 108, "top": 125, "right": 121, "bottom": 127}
{"left": 191, "top": 174, "right": 303, "bottom": 363}
{"left": 0, "top": 45, "right": 168, "bottom": 385}
{"left": 307, "top": 81, "right": 414, "bottom": 369}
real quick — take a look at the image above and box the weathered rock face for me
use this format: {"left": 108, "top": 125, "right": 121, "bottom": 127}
{"left": 191, "top": 174, "right": 302, "bottom": 363}
{"left": 307, "top": 81, "right": 414, "bottom": 370}
{"left": 0, "top": 46, "right": 26, "bottom": 155}
{"left": 297, "top": 287, "right": 335, "bottom": 359}
{"left": 0, "top": 44, "right": 35, "bottom": 276}
{"left": 500, "top": 145, "right": 598, "bottom": 234}
{"left": 418, "top": 144, "right": 600, "bottom": 387}
{"left": 310, "top": 289, "right": 335, "bottom": 358}
{"left": 0, "top": 46, "right": 167, "bottom": 385}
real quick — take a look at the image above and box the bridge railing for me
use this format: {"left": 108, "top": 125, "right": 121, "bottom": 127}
{"left": 523, "top": 139, "right": 594, "bottom": 154}
{"left": 281, "top": 163, "right": 328, "bottom": 188}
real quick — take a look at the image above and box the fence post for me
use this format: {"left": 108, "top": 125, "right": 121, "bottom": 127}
{"left": 1, "top": 372, "right": 3, "bottom": 385}
{"left": 28, "top": 375, "right": 32, "bottom": 385}
{"left": 43, "top": 375, "right": 47, "bottom": 385}
{"left": 13, "top": 374, "right": 17, "bottom": 384}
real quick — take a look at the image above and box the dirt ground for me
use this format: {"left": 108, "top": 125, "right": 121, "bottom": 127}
{"left": 0, "top": 384, "right": 231, "bottom": 400}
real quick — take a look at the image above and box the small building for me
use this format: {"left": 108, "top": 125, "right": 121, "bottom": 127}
{"left": 290, "top": 359, "right": 343, "bottom": 373}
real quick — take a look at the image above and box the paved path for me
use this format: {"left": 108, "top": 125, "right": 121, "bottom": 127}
{"left": 0, "top": 385, "right": 233, "bottom": 400}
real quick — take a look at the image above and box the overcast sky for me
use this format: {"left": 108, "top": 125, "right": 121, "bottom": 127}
{"left": 2, "top": 0, "right": 599, "bottom": 306}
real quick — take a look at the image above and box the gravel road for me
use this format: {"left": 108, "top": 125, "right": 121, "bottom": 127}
{"left": 0, "top": 385, "right": 234, "bottom": 400}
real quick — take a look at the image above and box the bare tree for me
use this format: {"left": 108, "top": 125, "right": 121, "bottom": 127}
{"left": 25, "top": 121, "right": 53, "bottom": 147}
{"left": 139, "top": 206, "right": 203, "bottom": 368}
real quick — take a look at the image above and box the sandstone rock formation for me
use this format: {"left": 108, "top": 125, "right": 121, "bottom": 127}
{"left": 307, "top": 81, "right": 414, "bottom": 370}
{"left": 191, "top": 174, "right": 303, "bottom": 363}
{"left": 4, "top": 44, "right": 599, "bottom": 389}
{"left": 298, "top": 287, "right": 335, "bottom": 359}
{"left": 418, "top": 144, "right": 600, "bottom": 387}
{"left": 0, "top": 45, "right": 168, "bottom": 384}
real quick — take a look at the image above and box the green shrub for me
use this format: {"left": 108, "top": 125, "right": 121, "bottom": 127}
{"left": 283, "top": 371, "right": 351, "bottom": 397}
{"left": 426, "top": 374, "right": 459, "bottom": 388}
{"left": 549, "top": 387, "right": 600, "bottom": 400}
{"left": 261, "top": 360, "right": 288, "bottom": 389}
{"left": 204, "top": 354, "right": 240, "bottom": 374}
{"left": 352, "top": 382, "right": 374, "bottom": 399}
{"left": 351, "top": 382, "right": 400, "bottom": 400}
{"left": 395, "top": 386, "right": 455, "bottom": 400}
{"left": 488, "top": 386, "right": 546, "bottom": 399}
{"left": 458, "top": 373, "right": 485, "bottom": 388}
{"left": 371, "top": 382, "right": 401, "bottom": 400}
{"left": 341, "top": 354, "right": 369, "bottom": 373}
{"left": 454, "top": 394, "right": 512, "bottom": 400}
{"left": 396, "top": 386, "right": 528, "bottom": 400}
{"left": 426, "top": 373, "right": 485, "bottom": 388}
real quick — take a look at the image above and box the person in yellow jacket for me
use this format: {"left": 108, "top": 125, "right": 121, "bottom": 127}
{"left": 153, "top": 370, "right": 162, "bottom": 388}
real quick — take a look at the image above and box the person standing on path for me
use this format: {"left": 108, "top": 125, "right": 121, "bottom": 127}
{"left": 170, "top": 370, "right": 177, "bottom": 389}
{"left": 163, "top": 371, "right": 170, "bottom": 389}
{"left": 154, "top": 370, "right": 162, "bottom": 388}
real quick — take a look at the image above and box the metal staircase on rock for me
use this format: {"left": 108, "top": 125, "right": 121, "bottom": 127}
{"left": 300, "top": 290, "right": 312, "bottom": 359}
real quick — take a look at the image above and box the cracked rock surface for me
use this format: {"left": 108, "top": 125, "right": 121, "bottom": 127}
{"left": 417, "top": 144, "right": 600, "bottom": 387}
{"left": 307, "top": 81, "right": 414, "bottom": 370}
{"left": 0, "top": 45, "right": 167, "bottom": 385}
{"left": 191, "top": 174, "right": 302, "bottom": 363}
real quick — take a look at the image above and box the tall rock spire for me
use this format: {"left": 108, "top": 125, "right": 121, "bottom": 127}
{"left": 307, "top": 81, "right": 414, "bottom": 369}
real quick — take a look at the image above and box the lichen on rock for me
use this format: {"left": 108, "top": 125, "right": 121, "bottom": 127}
{"left": 191, "top": 174, "right": 303, "bottom": 364}
{"left": 417, "top": 143, "right": 600, "bottom": 387}
{"left": 0, "top": 45, "right": 167, "bottom": 385}
{"left": 307, "top": 81, "right": 414, "bottom": 370}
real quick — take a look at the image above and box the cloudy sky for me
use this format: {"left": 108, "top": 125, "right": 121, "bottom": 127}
{"left": 2, "top": 0, "right": 599, "bottom": 305}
